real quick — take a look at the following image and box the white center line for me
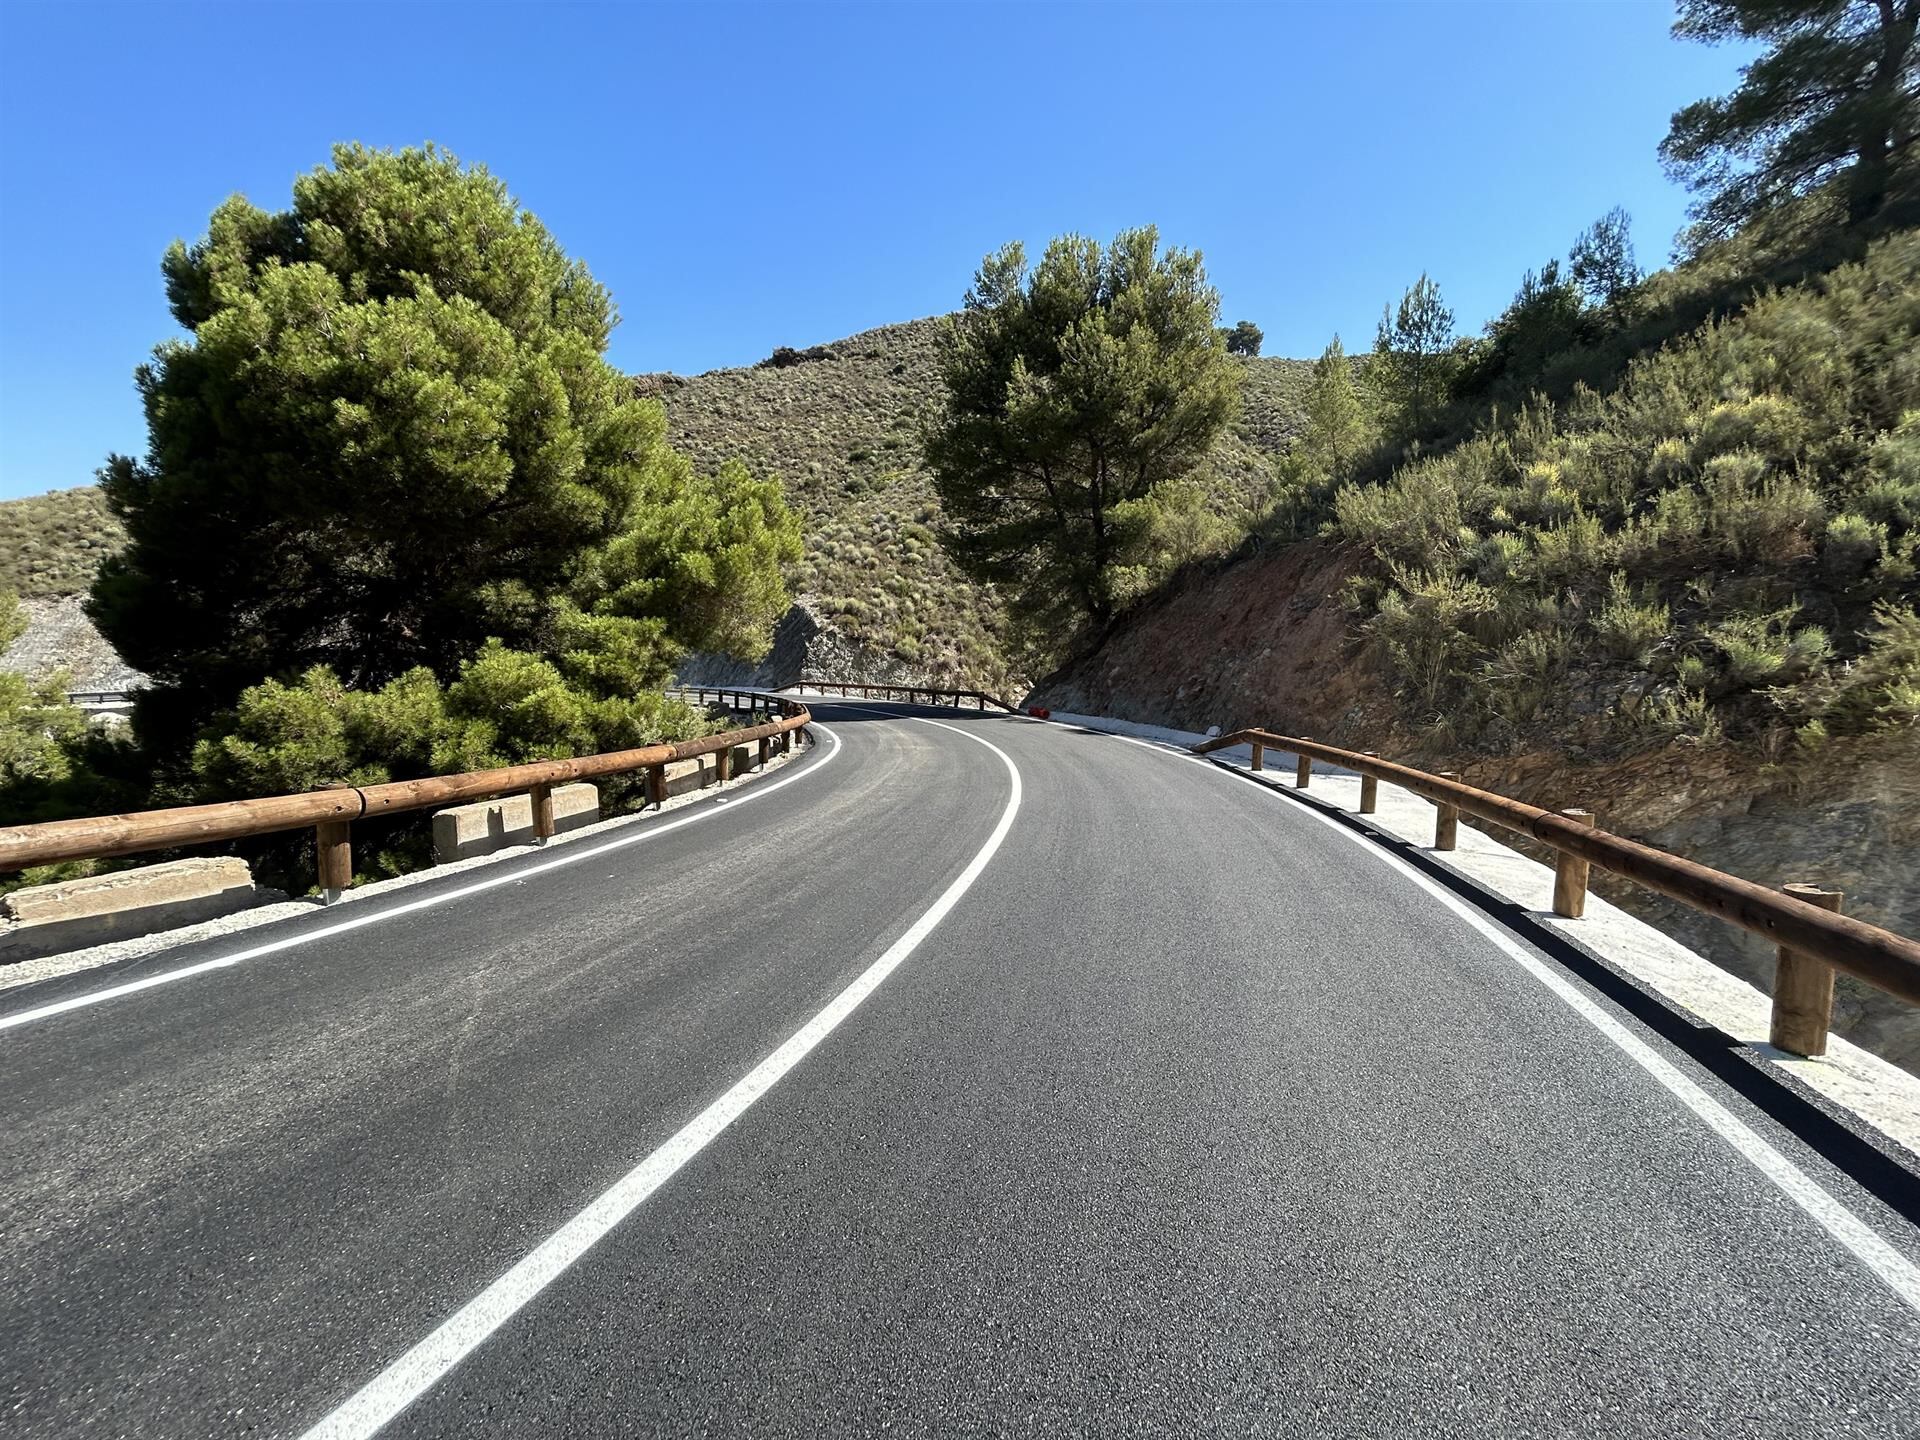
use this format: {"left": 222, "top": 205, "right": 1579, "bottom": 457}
{"left": 294, "top": 715, "right": 1022, "bottom": 1440}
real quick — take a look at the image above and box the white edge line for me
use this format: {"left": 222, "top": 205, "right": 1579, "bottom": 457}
{"left": 0, "top": 724, "right": 844, "bottom": 1035}
{"left": 1091, "top": 727, "right": 1920, "bottom": 1316}
{"left": 295, "top": 714, "right": 1022, "bottom": 1440}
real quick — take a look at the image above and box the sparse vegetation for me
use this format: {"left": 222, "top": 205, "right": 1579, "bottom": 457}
{"left": 1333, "top": 230, "right": 1920, "bottom": 753}
{"left": 0, "top": 488, "right": 123, "bottom": 597}
{"left": 645, "top": 314, "right": 1313, "bottom": 692}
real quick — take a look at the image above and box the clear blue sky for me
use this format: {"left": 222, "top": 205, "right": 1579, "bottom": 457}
{"left": 0, "top": 0, "right": 1751, "bottom": 502}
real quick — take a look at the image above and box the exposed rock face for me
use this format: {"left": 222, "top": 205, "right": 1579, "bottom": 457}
{"left": 1031, "top": 538, "right": 1920, "bottom": 1076}
{"left": 676, "top": 601, "right": 965, "bottom": 691}
{"left": 1, "top": 595, "right": 146, "bottom": 692}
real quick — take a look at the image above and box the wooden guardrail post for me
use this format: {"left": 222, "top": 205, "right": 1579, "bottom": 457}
{"left": 647, "top": 763, "right": 668, "bottom": 809}
{"left": 1771, "top": 884, "right": 1844, "bottom": 1056}
{"left": 716, "top": 746, "right": 733, "bottom": 784}
{"left": 1295, "top": 740, "right": 1312, "bottom": 790}
{"left": 1552, "top": 809, "right": 1596, "bottom": 917}
{"left": 529, "top": 784, "right": 555, "bottom": 843}
{"left": 316, "top": 820, "right": 352, "bottom": 903}
{"left": 758, "top": 736, "right": 770, "bottom": 769}
{"left": 1250, "top": 740, "right": 1264, "bottom": 771}
{"left": 1433, "top": 774, "right": 1460, "bottom": 850}
{"left": 1359, "top": 754, "right": 1379, "bottom": 814}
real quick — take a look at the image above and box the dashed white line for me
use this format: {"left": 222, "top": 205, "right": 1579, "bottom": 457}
{"left": 295, "top": 715, "right": 1022, "bottom": 1440}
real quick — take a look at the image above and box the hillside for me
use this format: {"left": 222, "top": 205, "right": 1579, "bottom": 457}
{"left": 1, "top": 320, "right": 1313, "bottom": 697}
{"left": 1032, "top": 231, "right": 1920, "bottom": 1073}
{"left": 0, "top": 486, "right": 121, "bottom": 599}
{"left": 645, "top": 317, "right": 1313, "bottom": 691}
{"left": 0, "top": 489, "right": 134, "bottom": 692}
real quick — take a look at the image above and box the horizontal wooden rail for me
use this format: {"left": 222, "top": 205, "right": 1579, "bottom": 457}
{"left": 1194, "top": 727, "right": 1920, "bottom": 1047}
{"left": 785, "top": 677, "right": 1017, "bottom": 712}
{"left": 0, "top": 697, "right": 810, "bottom": 897}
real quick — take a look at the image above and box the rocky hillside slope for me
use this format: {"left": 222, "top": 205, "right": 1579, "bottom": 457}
{"left": 0, "top": 489, "right": 134, "bottom": 690}
{"left": 1032, "top": 542, "right": 1920, "bottom": 1075}
{"left": 647, "top": 317, "right": 1311, "bottom": 691}
{"left": 3, "top": 320, "right": 1313, "bottom": 696}
{"left": 0, "top": 485, "right": 121, "bottom": 600}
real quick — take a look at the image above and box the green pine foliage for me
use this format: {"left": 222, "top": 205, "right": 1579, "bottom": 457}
{"left": 924, "top": 227, "right": 1242, "bottom": 665}
{"left": 92, "top": 143, "right": 801, "bottom": 766}
{"left": 1661, "top": 0, "right": 1920, "bottom": 240}
{"left": 189, "top": 651, "right": 714, "bottom": 801}
{"left": 1371, "top": 274, "right": 1460, "bottom": 445}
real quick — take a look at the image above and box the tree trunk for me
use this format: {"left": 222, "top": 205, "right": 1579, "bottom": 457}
{"left": 1852, "top": 0, "right": 1917, "bottom": 225}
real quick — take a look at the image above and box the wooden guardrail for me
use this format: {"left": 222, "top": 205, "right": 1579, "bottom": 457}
{"left": 1195, "top": 727, "right": 1920, "bottom": 1059}
{"left": 785, "top": 677, "right": 1017, "bottom": 712}
{"left": 0, "top": 695, "right": 811, "bottom": 902}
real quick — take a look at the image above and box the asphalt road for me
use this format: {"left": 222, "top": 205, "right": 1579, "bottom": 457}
{"left": 2, "top": 702, "right": 1917, "bottom": 1438}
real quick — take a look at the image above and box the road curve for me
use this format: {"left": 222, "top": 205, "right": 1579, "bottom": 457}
{"left": 2, "top": 702, "right": 1917, "bottom": 1438}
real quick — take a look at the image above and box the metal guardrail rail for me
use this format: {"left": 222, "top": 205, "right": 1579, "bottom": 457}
{"left": 1195, "top": 726, "right": 1920, "bottom": 1058}
{"left": 784, "top": 677, "right": 1017, "bottom": 712}
{"left": 0, "top": 694, "right": 811, "bottom": 900}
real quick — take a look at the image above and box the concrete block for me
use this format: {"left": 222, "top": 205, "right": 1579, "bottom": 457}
{"left": 432, "top": 782, "right": 598, "bottom": 864}
{"left": 663, "top": 757, "right": 715, "bottom": 798}
{"left": 1, "top": 856, "right": 260, "bottom": 962}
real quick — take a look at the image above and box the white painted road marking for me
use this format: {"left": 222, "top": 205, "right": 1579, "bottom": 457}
{"left": 1091, "top": 725, "right": 1920, "bottom": 1316}
{"left": 294, "top": 715, "right": 1023, "bottom": 1440}
{"left": 0, "top": 723, "right": 844, "bottom": 1035}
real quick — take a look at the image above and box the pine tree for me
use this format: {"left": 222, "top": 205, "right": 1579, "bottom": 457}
{"left": 91, "top": 144, "right": 799, "bottom": 756}
{"left": 1662, "top": 0, "right": 1920, "bottom": 237}
{"left": 1371, "top": 274, "right": 1457, "bottom": 444}
{"left": 925, "top": 227, "right": 1239, "bottom": 645}
{"left": 1301, "top": 336, "right": 1370, "bottom": 481}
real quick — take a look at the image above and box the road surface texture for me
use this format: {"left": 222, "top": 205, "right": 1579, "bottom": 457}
{"left": 3, "top": 701, "right": 1917, "bottom": 1438}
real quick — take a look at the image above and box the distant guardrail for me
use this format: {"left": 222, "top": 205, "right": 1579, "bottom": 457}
{"left": 1195, "top": 726, "right": 1920, "bottom": 1060}
{"left": 0, "top": 693, "right": 810, "bottom": 901}
{"left": 782, "top": 678, "right": 1017, "bottom": 712}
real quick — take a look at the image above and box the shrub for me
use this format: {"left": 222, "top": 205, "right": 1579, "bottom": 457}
{"left": 1781, "top": 603, "right": 1920, "bottom": 733}
{"left": 1481, "top": 626, "right": 1573, "bottom": 726}
{"left": 1705, "top": 607, "right": 1829, "bottom": 690}
{"left": 1366, "top": 567, "right": 1499, "bottom": 713}
{"left": 1333, "top": 459, "right": 1466, "bottom": 570}
{"left": 1701, "top": 452, "right": 1824, "bottom": 562}
{"left": 190, "top": 648, "right": 712, "bottom": 802}
{"left": 1821, "top": 512, "right": 1886, "bottom": 582}
{"left": 1528, "top": 508, "right": 1616, "bottom": 586}
{"left": 1593, "top": 572, "right": 1671, "bottom": 664}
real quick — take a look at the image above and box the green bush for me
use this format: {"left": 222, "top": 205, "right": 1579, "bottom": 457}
{"left": 191, "top": 647, "right": 713, "bottom": 802}
{"left": 1365, "top": 567, "right": 1498, "bottom": 714}
{"left": 1778, "top": 603, "right": 1920, "bottom": 734}
{"left": 1331, "top": 230, "right": 1920, "bottom": 751}
{"left": 1593, "top": 572, "right": 1670, "bottom": 665}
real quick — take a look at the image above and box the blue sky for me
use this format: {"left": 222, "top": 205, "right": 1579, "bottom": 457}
{"left": 0, "top": 0, "right": 1752, "bottom": 501}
